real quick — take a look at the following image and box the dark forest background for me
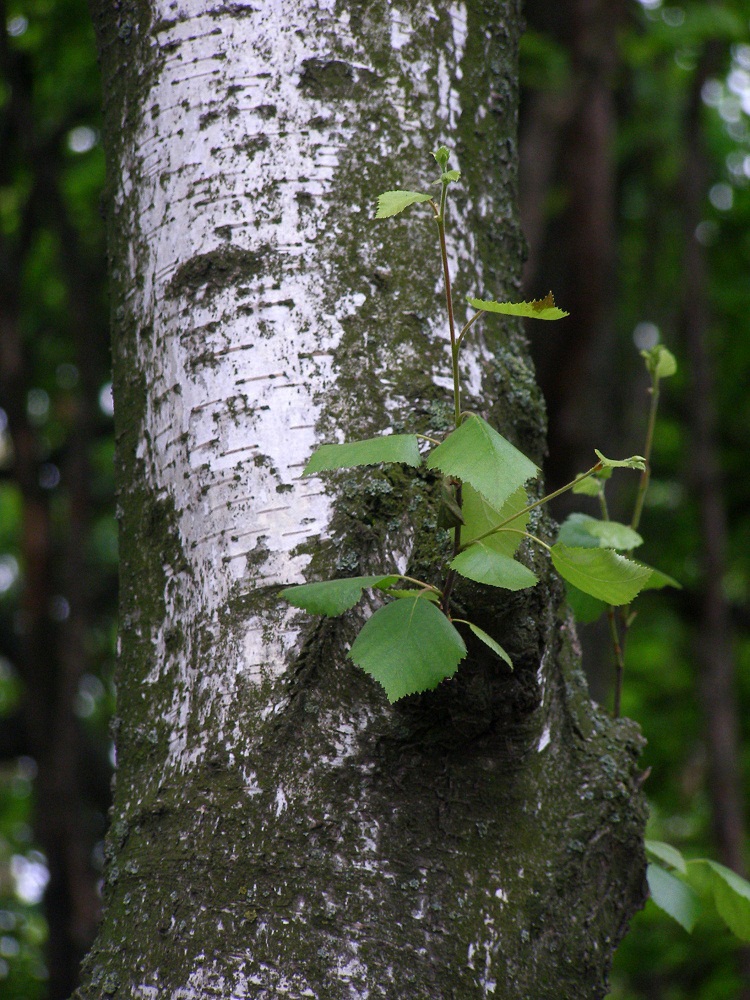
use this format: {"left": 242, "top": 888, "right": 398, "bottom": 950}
{"left": 1, "top": 0, "right": 749, "bottom": 996}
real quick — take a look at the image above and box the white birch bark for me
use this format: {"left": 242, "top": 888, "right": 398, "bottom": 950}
{"left": 81, "top": 2, "right": 649, "bottom": 998}
{"left": 118, "top": 0, "right": 482, "bottom": 770}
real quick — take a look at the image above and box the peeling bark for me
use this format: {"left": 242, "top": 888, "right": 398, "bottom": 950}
{"left": 81, "top": 2, "right": 647, "bottom": 997}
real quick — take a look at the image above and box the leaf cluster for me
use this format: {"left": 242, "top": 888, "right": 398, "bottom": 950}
{"left": 283, "top": 148, "right": 666, "bottom": 702}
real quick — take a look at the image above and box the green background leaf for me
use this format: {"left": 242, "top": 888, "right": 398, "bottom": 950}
{"left": 304, "top": 434, "right": 421, "bottom": 474}
{"left": 426, "top": 414, "right": 538, "bottom": 510}
{"left": 281, "top": 575, "right": 400, "bottom": 617}
{"left": 550, "top": 544, "right": 652, "bottom": 604}
{"left": 349, "top": 598, "right": 466, "bottom": 702}
{"left": 558, "top": 513, "right": 643, "bottom": 551}
{"left": 686, "top": 860, "right": 750, "bottom": 941}
{"left": 564, "top": 583, "right": 606, "bottom": 624}
{"left": 375, "top": 190, "right": 433, "bottom": 218}
{"left": 645, "top": 840, "right": 687, "bottom": 874}
{"left": 647, "top": 864, "right": 700, "bottom": 932}
{"left": 640, "top": 566, "right": 682, "bottom": 591}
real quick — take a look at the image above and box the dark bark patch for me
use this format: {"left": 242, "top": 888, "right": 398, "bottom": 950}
{"left": 207, "top": 3, "right": 259, "bottom": 18}
{"left": 233, "top": 134, "right": 270, "bottom": 158}
{"left": 199, "top": 108, "right": 221, "bottom": 129}
{"left": 298, "top": 57, "right": 382, "bottom": 97}
{"left": 165, "top": 245, "right": 276, "bottom": 302}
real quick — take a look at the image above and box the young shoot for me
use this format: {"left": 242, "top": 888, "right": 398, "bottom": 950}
{"left": 282, "top": 147, "right": 657, "bottom": 703}
{"left": 557, "top": 343, "right": 680, "bottom": 717}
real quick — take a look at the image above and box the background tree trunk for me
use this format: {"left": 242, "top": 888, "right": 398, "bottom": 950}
{"left": 80, "top": 2, "right": 647, "bottom": 997}
{"left": 680, "top": 51, "right": 750, "bottom": 997}
{"left": 520, "top": 0, "right": 625, "bottom": 498}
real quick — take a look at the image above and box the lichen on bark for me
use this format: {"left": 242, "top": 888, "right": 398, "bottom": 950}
{"left": 80, "top": 1, "right": 648, "bottom": 998}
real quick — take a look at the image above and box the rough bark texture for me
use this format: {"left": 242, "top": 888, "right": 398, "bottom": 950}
{"left": 81, "top": 2, "right": 647, "bottom": 997}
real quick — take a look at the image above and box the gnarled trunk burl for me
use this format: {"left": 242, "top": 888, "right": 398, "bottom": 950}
{"left": 81, "top": 2, "right": 647, "bottom": 997}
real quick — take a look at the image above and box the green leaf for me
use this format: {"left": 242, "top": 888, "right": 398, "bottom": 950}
{"left": 565, "top": 583, "right": 606, "bottom": 624}
{"left": 426, "top": 413, "right": 538, "bottom": 509}
{"left": 349, "top": 597, "right": 466, "bottom": 702}
{"left": 550, "top": 544, "right": 652, "bottom": 605}
{"left": 441, "top": 169, "right": 461, "bottom": 183}
{"left": 571, "top": 475, "right": 603, "bottom": 497}
{"left": 645, "top": 840, "right": 687, "bottom": 874}
{"left": 386, "top": 589, "right": 440, "bottom": 603}
{"left": 583, "top": 519, "right": 642, "bottom": 550}
{"left": 432, "top": 146, "right": 450, "bottom": 168}
{"left": 451, "top": 543, "right": 538, "bottom": 591}
{"left": 459, "top": 484, "right": 529, "bottom": 557}
{"left": 281, "top": 575, "right": 400, "bottom": 617}
{"left": 437, "top": 481, "right": 465, "bottom": 529}
{"left": 375, "top": 190, "right": 433, "bottom": 218}
{"left": 572, "top": 467, "right": 613, "bottom": 495}
{"left": 647, "top": 864, "right": 700, "bottom": 932}
{"left": 644, "top": 840, "right": 687, "bottom": 875}
{"left": 464, "top": 622, "right": 513, "bottom": 668}
{"left": 557, "top": 514, "right": 599, "bottom": 549}
{"left": 304, "top": 434, "right": 421, "bottom": 475}
{"left": 642, "top": 344, "right": 677, "bottom": 380}
{"left": 640, "top": 566, "right": 682, "bottom": 591}
{"left": 594, "top": 449, "right": 646, "bottom": 471}
{"left": 467, "top": 291, "right": 569, "bottom": 320}
{"left": 685, "top": 860, "right": 750, "bottom": 941}
{"left": 558, "top": 513, "right": 643, "bottom": 551}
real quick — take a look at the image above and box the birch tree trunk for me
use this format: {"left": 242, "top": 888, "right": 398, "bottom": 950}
{"left": 82, "top": 2, "right": 648, "bottom": 997}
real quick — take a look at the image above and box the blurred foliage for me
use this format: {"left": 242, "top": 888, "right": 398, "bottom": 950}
{"left": 523, "top": 0, "right": 750, "bottom": 996}
{"left": 0, "top": 0, "right": 114, "bottom": 994}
